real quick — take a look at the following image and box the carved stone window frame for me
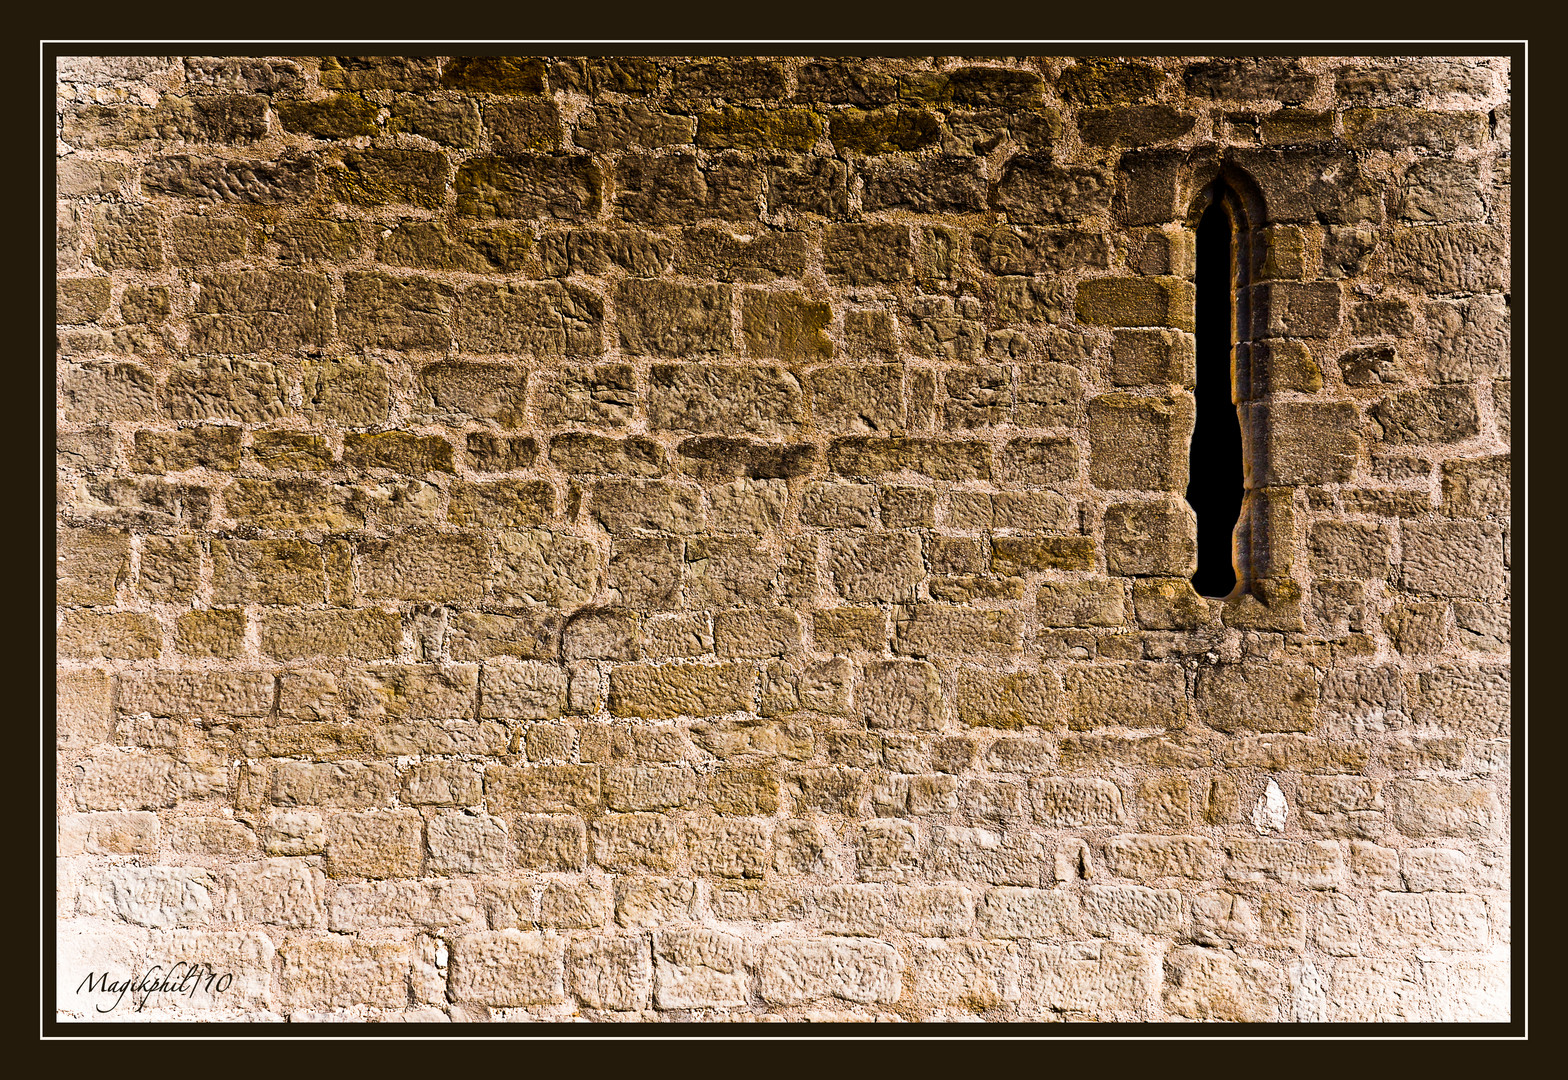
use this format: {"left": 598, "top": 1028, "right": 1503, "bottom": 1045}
{"left": 1176, "top": 154, "right": 1364, "bottom": 630}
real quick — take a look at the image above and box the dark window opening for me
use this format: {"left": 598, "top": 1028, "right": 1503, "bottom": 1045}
{"left": 1187, "top": 190, "right": 1244, "bottom": 599}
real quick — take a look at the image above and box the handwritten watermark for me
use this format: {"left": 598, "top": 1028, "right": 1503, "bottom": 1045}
{"left": 76, "top": 962, "right": 235, "bottom": 1013}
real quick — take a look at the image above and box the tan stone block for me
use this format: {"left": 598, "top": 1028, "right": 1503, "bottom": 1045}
{"left": 1103, "top": 835, "right": 1220, "bottom": 882}
{"left": 485, "top": 765, "right": 600, "bottom": 815}
{"left": 211, "top": 538, "right": 325, "bottom": 605}
{"left": 101, "top": 864, "right": 220, "bottom": 928}
{"left": 1196, "top": 662, "right": 1319, "bottom": 733}
{"left": 977, "top": 887, "right": 1081, "bottom": 938}
{"left": 1081, "top": 884, "right": 1182, "bottom": 936}
{"left": 1163, "top": 948, "right": 1284, "bottom": 1021}
{"left": 280, "top": 937, "right": 411, "bottom": 1010}
{"left": 57, "top": 612, "right": 162, "bottom": 660}
{"left": 57, "top": 667, "right": 113, "bottom": 746}
{"left": 567, "top": 935, "right": 652, "bottom": 1011}
{"left": 272, "top": 762, "right": 398, "bottom": 808}
{"left": 614, "top": 875, "right": 695, "bottom": 928}
{"left": 686, "top": 816, "right": 771, "bottom": 879}
{"left": 74, "top": 753, "right": 180, "bottom": 811}
{"left": 325, "top": 810, "right": 424, "bottom": 879}
{"left": 450, "top": 930, "right": 565, "bottom": 1007}
{"left": 481, "top": 660, "right": 567, "bottom": 720}
{"left": 329, "top": 879, "right": 480, "bottom": 932}
{"left": 152, "top": 930, "right": 277, "bottom": 1013}
{"left": 1025, "top": 942, "right": 1157, "bottom": 1017}
{"left": 58, "top": 811, "right": 161, "bottom": 856}
{"left": 817, "top": 884, "right": 975, "bottom": 937}
{"left": 1224, "top": 839, "right": 1344, "bottom": 889}
{"left": 57, "top": 527, "right": 129, "bottom": 605}
{"left": 1063, "top": 662, "right": 1186, "bottom": 731}
{"left": 859, "top": 659, "right": 942, "bottom": 730}
{"left": 608, "top": 662, "right": 755, "bottom": 719}
{"left": 1032, "top": 777, "right": 1126, "bottom": 828}
{"left": 175, "top": 610, "right": 247, "bottom": 658}
{"left": 513, "top": 815, "right": 588, "bottom": 871}
{"left": 258, "top": 609, "right": 401, "bottom": 660}
{"left": 911, "top": 939, "right": 1017, "bottom": 1010}
{"left": 539, "top": 878, "right": 609, "bottom": 930}
{"left": 358, "top": 532, "right": 487, "bottom": 602}
{"left": 220, "top": 859, "right": 327, "bottom": 929}
{"left": 953, "top": 669, "right": 1061, "bottom": 732}
{"left": 654, "top": 929, "right": 748, "bottom": 1009}
{"left": 426, "top": 813, "right": 511, "bottom": 874}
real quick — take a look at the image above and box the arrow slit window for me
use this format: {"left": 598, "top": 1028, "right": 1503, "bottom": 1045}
{"left": 1188, "top": 184, "right": 1245, "bottom": 599}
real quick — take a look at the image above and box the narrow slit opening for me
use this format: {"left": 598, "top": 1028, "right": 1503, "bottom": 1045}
{"left": 1187, "top": 189, "right": 1244, "bottom": 599}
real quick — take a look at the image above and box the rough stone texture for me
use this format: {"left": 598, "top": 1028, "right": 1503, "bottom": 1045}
{"left": 55, "top": 54, "right": 1511, "bottom": 1025}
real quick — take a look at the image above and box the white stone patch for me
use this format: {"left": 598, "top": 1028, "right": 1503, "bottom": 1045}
{"left": 1252, "top": 779, "right": 1289, "bottom": 834}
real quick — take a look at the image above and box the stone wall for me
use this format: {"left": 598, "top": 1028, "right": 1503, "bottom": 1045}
{"left": 54, "top": 54, "right": 1511, "bottom": 1022}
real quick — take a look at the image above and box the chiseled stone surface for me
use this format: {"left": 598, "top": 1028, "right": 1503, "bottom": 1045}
{"left": 56, "top": 54, "right": 1510, "bottom": 1024}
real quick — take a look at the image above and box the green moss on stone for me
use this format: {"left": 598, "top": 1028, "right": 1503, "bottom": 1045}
{"left": 696, "top": 107, "right": 824, "bottom": 152}
{"left": 441, "top": 56, "right": 549, "bottom": 94}
{"left": 829, "top": 108, "right": 941, "bottom": 154}
{"left": 1057, "top": 58, "right": 1166, "bottom": 106}
{"left": 275, "top": 94, "right": 381, "bottom": 139}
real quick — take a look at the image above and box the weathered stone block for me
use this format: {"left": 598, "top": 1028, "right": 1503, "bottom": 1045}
{"left": 339, "top": 272, "right": 453, "bottom": 350}
{"left": 818, "top": 883, "right": 975, "bottom": 937}
{"left": 759, "top": 938, "right": 902, "bottom": 1005}
{"left": 1025, "top": 942, "right": 1157, "bottom": 1017}
{"left": 490, "top": 528, "right": 601, "bottom": 609}
{"left": 990, "top": 536, "right": 1097, "bottom": 574}
{"left": 828, "top": 531, "right": 924, "bottom": 602}
{"left": 1197, "top": 663, "right": 1318, "bottom": 733}
{"left": 142, "top": 153, "right": 320, "bottom": 204}
{"left": 486, "top": 765, "right": 600, "bottom": 816}
{"left": 823, "top": 223, "right": 913, "bottom": 284}
{"left": 1309, "top": 522, "right": 1392, "bottom": 579}
{"left": 1253, "top": 281, "right": 1342, "bottom": 339}
{"left": 738, "top": 290, "right": 832, "bottom": 360}
{"left": 1088, "top": 394, "right": 1193, "bottom": 492}
{"left": 1032, "top": 777, "right": 1126, "bottom": 828}
{"left": 324, "top": 810, "right": 424, "bottom": 879}
{"left": 359, "top": 532, "right": 486, "bottom": 602}
{"left": 1163, "top": 948, "right": 1284, "bottom": 1021}
{"left": 454, "top": 281, "right": 604, "bottom": 357}
{"left": 1037, "top": 580, "right": 1126, "bottom": 627}
{"left": 1249, "top": 402, "right": 1362, "bottom": 485}
{"left": 859, "top": 660, "right": 943, "bottom": 730}
{"left": 567, "top": 935, "right": 653, "bottom": 1011}
{"left": 648, "top": 364, "right": 805, "bottom": 436}
{"left": 1374, "top": 387, "right": 1481, "bottom": 445}
{"left": 861, "top": 155, "right": 987, "bottom": 214}
{"left": 998, "top": 435, "right": 1079, "bottom": 485}
{"left": 1063, "top": 662, "right": 1187, "bottom": 731}
{"left": 608, "top": 663, "right": 755, "bottom": 719}
{"left": 1388, "top": 779, "right": 1502, "bottom": 840}
{"left": 955, "top": 670, "right": 1062, "bottom": 731}
{"left": 300, "top": 357, "right": 391, "bottom": 426}
{"left": 617, "top": 280, "right": 731, "bottom": 358}
{"left": 1400, "top": 520, "right": 1506, "bottom": 599}
{"left": 1076, "top": 277, "right": 1195, "bottom": 330}
{"left": 894, "top": 605, "right": 1024, "bottom": 657}
{"left": 1104, "top": 499, "right": 1198, "bottom": 576}
{"left": 1384, "top": 224, "right": 1508, "bottom": 293}
{"left": 654, "top": 929, "right": 748, "bottom": 1009}
{"left": 992, "top": 158, "right": 1115, "bottom": 224}
{"left": 450, "top": 930, "right": 565, "bottom": 1006}
{"left": 1225, "top": 839, "right": 1343, "bottom": 889}
{"left": 1441, "top": 455, "right": 1509, "bottom": 518}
